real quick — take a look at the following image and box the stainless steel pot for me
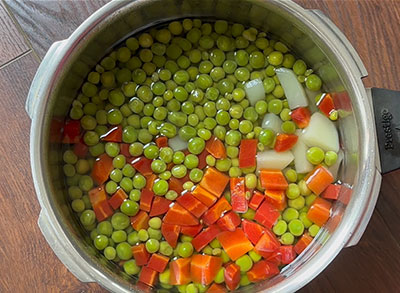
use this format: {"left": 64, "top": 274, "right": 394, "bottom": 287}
{"left": 26, "top": 0, "right": 385, "bottom": 292}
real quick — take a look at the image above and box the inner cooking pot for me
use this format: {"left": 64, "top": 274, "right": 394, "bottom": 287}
{"left": 27, "top": 0, "right": 381, "bottom": 292}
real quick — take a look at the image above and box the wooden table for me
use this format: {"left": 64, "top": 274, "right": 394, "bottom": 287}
{"left": 1, "top": 0, "right": 399, "bottom": 292}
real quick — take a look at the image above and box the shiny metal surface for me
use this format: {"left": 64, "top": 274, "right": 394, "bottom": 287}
{"left": 27, "top": 0, "right": 381, "bottom": 292}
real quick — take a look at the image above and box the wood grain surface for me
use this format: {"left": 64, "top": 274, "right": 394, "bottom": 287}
{"left": 0, "top": 0, "right": 399, "bottom": 292}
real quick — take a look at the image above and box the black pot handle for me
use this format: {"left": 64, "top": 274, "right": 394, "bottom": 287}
{"left": 371, "top": 88, "right": 400, "bottom": 174}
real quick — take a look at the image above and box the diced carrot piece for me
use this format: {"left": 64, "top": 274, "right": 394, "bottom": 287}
{"left": 338, "top": 184, "right": 352, "bottom": 205}
{"left": 89, "top": 185, "right": 107, "bottom": 208}
{"left": 198, "top": 148, "right": 210, "bottom": 169}
{"left": 91, "top": 154, "right": 113, "bottom": 185}
{"left": 205, "top": 136, "right": 226, "bottom": 159}
{"left": 254, "top": 229, "right": 280, "bottom": 259}
{"left": 147, "top": 254, "right": 169, "bottom": 273}
{"left": 202, "top": 197, "right": 232, "bottom": 225}
{"left": 249, "top": 191, "right": 265, "bottom": 210}
{"left": 140, "top": 188, "right": 154, "bottom": 212}
{"left": 149, "top": 197, "right": 172, "bottom": 217}
{"left": 230, "top": 177, "right": 247, "bottom": 213}
{"left": 259, "top": 169, "right": 288, "bottom": 190}
{"left": 169, "top": 258, "right": 191, "bottom": 285}
{"left": 108, "top": 188, "right": 128, "bottom": 210}
{"left": 119, "top": 143, "right": 131, "bottom": 157}
{"left": 131, "top": 156, "right": 153, "bottom": 176}
{"left": 274, "top": 133, "right": 298, "bottom": 152}
{"left": 238, "top": 139, "right": 257, "bottom": 168}
{"left": 101, "top": 125, "right": 122, "bottom": 142}
{"left": 192, "top": 225, "right": 221, "bottom": 251}
{"left": 279, "top": 245, "right": 296, "bottom": 265}
{"left": 131, "top": 211, "right": 149, "bottom": 231}
{"left": 192, "top": 185, "right": 217, "bottom": 207}
{"left": 305, "top": 165, "right": 334, "bottom": 195}
{"left": 164, "top": 203, "right": 199, "bottom": 226}
{"left": 307, "top": 197, "right": 332, "bottom": 226}
{"left": 291, "top": 107, "right": 311, "bottom": 128}
{"left": 266, "top": 250, "right": 282, "bottom": 266}
{"left": 132, "top": 244, "right": 150, "bottom": 266}
{"left": 321, "top": 184, "right": 341, "bottom": 200}
{"left": 191, "top": 255, "right": 222, "bottom": 285}
{"left": 176, "top": 192, "right": 208, "bottom": 218}
{"left": 247, "top": 260, "right": 279, "bottom": 282}
{"left": 216, "top": 211, "right": 241, "bottom": 232}
{"left": 155, "top": 136, "right": 168, "bottom": 148}
{"left": 207, "top": 283, "right": 227, "bottom": 293}
{"left": 139, "top": 266, "right": 158, "bottom": 287}
{"left": 180, "top": 225, "right": 203, "bottom": 237}
{"left": 217, "top": 229, "right": 254, "bottom": 261}
{"left": 242, "top": 219, "right": 265, "bottom": 245}
{"left": 73, "top": 139, "right": 88, "bottom": 158}
{"left": 294, "top": 233, "right": 313, "bottom": 254}
{"left": 93, "top": 200, "right": 114, "bottom": 222}
{"left": 254, "top": 201, "right": 280, "bottom": 229}
{"left": 161, "top": 223, "right": 180, "bottom": 248}
{"left": 145, "top": 174, "right": 157, "bottom": 190}
{"left": 264, "top": 189, "right": 287, "bottom": 211}
{"left": 317, "top": 93, "right": 336, "bottom": 117}
{"left": 199, "top": 167, "right": 230, "bottom": 198}
{"left": 168, "top": 177, "right": 184, "bottom": 195}
{"left": 224, "top": 263, "right": 241, "bottom": 290}
{"left": 49, "top": 117, "right": 64, "bottom": 143}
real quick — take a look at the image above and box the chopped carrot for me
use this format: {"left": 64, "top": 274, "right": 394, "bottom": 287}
{"left": 254, "top": 229, "right": 280, "bottom": 258}
{"left": 198, "top": 148, "right": 210, "bottom": 169}
{"left": 249, "top": 191, "right": 265, "bottom": 210}
{"left": 62, "top": 120, "right": 81, "bottom": 144}
{"left": 217, "top": 229, "right": 254, "bottom": 261}
{"left": 247, "top": 260, "right": 279, "bottom": 282}
{"left": 131, "top": 244, "right": 150, "bottom": 266}
{"left": 108, "top": 188, "right": 128, "bottom": 210}
{"left": 192, "top": 225, "right": 221, "bottom": 251}
{"left": 290, "top": 107, "right": 311, "bottom": 128}
{"left": 199, "top": 167, "right": 230, "bottom": 198}
{"left": 202, "top": 197, "right": 232, "bottom": 225}
{"left": 176, "top": 192, "right": 208, "bottom": 218}
{"left": 138, "top": 266, "right": 158, "bottom": 287}
{"left": 317, "top": 93, "right": 336, "bottom": 117}
{"left": 169, "top": 258, "right": 191, "bottom": 285}
{"left": 131, "top": 156, "right": 153, "bottom": 176}
{"left": 89, "top": 185, "right": 107, "bottom": 208}
{"left": 238, "top": 139, "right": 257, "bottom": 168}
{"left": 254, "top": 201, "right": 280, "bottom": 229}
{"left": 130, "top": 211, "right": 149, "bottom": 231}
{"left": 264, "top": 189, "right": 287, "bottom": 211}
{"left": 91, "top": 154, "right": 114, "bottom": 185}
{"left": 192, "top": 185, "right": 217, "bottom": 207}
{"left": 230, "top": 177, "right": 248, "bottom": 213}
{"left": 168, "top": 177, "right": 184, "bottom": 195}
{"left": 279, "top": 245, "right": 296, "bottom": 265}
{"left": 224, "top": 263, "right": 241, "bottom": 290}
{"left": 207, "top": 283, "right": 227, "bottom": 293}
{"left": 119, "top": 143, "right": 131, "bottom": 157}
{"left": 73, "top": 140, "right": 88, "bottom": 158}
{"left": 205, "top": 136, "right": 226, "bottom": 159}
{"left": 140, "top": 188, "right": 154, "bottom": 212}
{"left": 145, "top": 174, "right": 157, "bottom": 190}
{"left": 259, "top": 169, "right": 288, "bottom": 190}
{"left": 149, "top": 197, "right": 172, "bottom": 217}
{"left": 191, "top": 255, "right": 222, "bottom": 285}
{"left": 92, "top": 200, "right": 113, "bottom": 222}
{"left": 147, "top": 254, "right": 169, "bottom": 273}
{"left": 307, "top": 197, "right": 332, "bottom": 226}
{"left": 294, "top": 233, "right": 313, "bottom": 254}
{"left": 161, "top": 223, "right": 180, "bottom": 248}
{"left": 274, "top": 133, "right": 298, "bottom": 152}
{"left": 321, "top": 184, "right": 341, "bottom": 200}
{"left": 180, "top": 225, "right": 203, "bottom": 237}
{"left": 100, "top": 125, "right": 122, "bottom": 142}
{"left": 216, "top": 211, "right": 241, "bottom": 232}
{"left": 305, "top": 165, "right": 334, "bottom": 195}
{"left": 155, "top": 136, "right": 168, "bottom": 148}
{"left": 242, "top": 219, "right": 265, "bottom": 245}
{"left": 163, "top": 203, "right": 199, "bottom": 226}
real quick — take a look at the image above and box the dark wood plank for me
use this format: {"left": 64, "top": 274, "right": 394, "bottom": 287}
{"left": 0, "top": 2, "right": 30, "bottom": 66}
{"left": 0, "top": 53, "right": 105, "bottom": 293}
{"left": 4, "top": 0, "right": 110, "bottom": 59}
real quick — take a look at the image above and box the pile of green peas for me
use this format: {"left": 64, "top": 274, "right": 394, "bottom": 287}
{"left": 62, "top": 17, "right": 334, "bottom": 291}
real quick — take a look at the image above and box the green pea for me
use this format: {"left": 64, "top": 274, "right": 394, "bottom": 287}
{"left": 116, "top": 242, "right": 132, "bottom": 260}
{"left": 129, "top": 142, "right": 143, "bottom": 156}
{"left": 104, "top": 246, "right": 117, "bottom": 260}
{"left": 94, "top": 235, "right": 109, "bottom": 250}
{"left": 171, "top": 165, "right": 187, "bottom": 179}
{"left": 165, "top": 190, "right": 178, "bottom": 201}
{"left": 281, "top": 121, "right": 296, "bottom": 134}
{"left": 249, "top": 250, "right": 262, "bottom": 262}
{"left": 239, "top": 120, "right": 253, "bottom": 134}
{"left": 105, "top": 181, "right": 118, "bottom": 194}
{"left": 178, "top": 242, "right": 194, "bottom": 257}
{"left": 288, "top": 219, "right": 304, "bottom": 236}
{"left": 309, "top": 224, "right": 320, "bottom": 237}
{"left": 225, "top": 130, "right": 241, "bottom": 146}
{"left": 144, "top": 144, "right": 159, "bottom": 159}
{"left": 189, "top": 168, "right": 203, "bottom": 183}
{"left": 215, "top": 158, "right": 231, "bottom": 172}
{"left": 120, "top": 177, "right": 133, "bottom": 193}
{"left": 110, "top": 169, "right": 123, "bottom": 182}
{"left": 184, "top": 154, "right": 199, "bottom": 169}
{"left": 235, "top": 255, "right": 253, "bottom": 272}
{"left": 71, "top": 199, "right": 85, "bottom": 212}
{"left": 245, "top": 174, "right": 257, "bottom": 189}
{"left": 188, "top": 137, "right": 205, "bottom": 155}
{"left": 80, "top": 210, "right": 95, "bottom": 226}
{"left": 121, "top": 200, "right": 139, "bottom": 216}
{"left": 286, "top": 183, "right": 300, "bottom": 199}
{"left": 105, "top": 142, "right": 120, "bottom": 157}
{"left": 127, "top": 231, "right": 140, "bottom": 245}
{"left": 324, "top": 151, "right": 338, "bottom": 166}
{"left": 306, "top": 147, "right": 325, "bottom": 165}
{"left": 282, "top": 207, "right": 299, "bottom": 222}
{"left": 133, "top": 174, "right": 146, "bottom": 189}
{"left": 273, "top": 220, "right": 288, "bottom": 236}
{"left": 288, "top": 196, "right": 305, "bottom": 210}
{"left": 112, "top": 230, "right": 127, "bottom": 243}
{"left": 306, "top": 74, "right": 322, "bottom": 91}
{"left": 111, "top": 212, "right": 130, "bottom": 230}
{"left": 299, "top": 180, "right": 312, "bottom": 196}
{"left": 153, "top": 179, "right": 169, "bottom": 196}
{"left": 280, "top": 232, "right": 295, "bottom": 245}
{"left": 268, "top": 51, "right": 283, "bottom": 66}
